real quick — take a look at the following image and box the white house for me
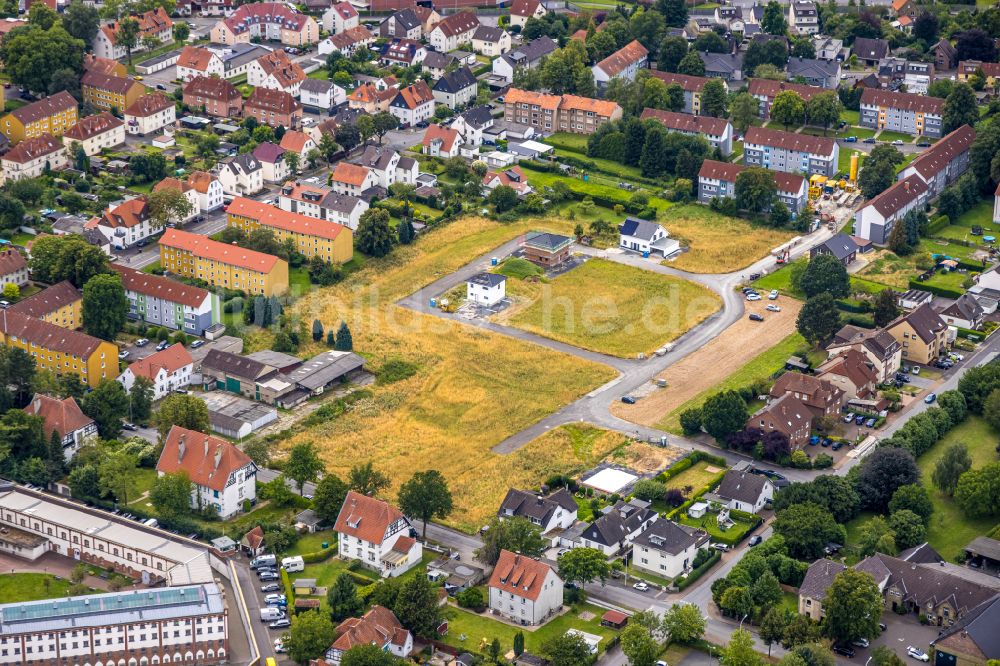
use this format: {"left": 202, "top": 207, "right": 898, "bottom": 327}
{"left": 156, "top": 425, "right": 257, "bottom": 520}
{"left": 334, "top": 491, "right": 423, "bottom": 577}
{"left": 278, "top": 181, "right": 368, "bottom": 230}
{"left": 631, "top": 520, "right": 709, "bottom": 579}
{"left": 789, "top": 0, "right": 819, "bottom": 35}
{"left": 498, "top": 487, "right": 577, "bottom": 535}
{"left": 94, "top": 197, "right": 157, "bottom": 250}
{"left": 427, "top": 12, "right": 479, "bottom": 53}
{"left": 467, "top": 272, "right": 507, "bottom": 307}
{"left": 0, "top": 249, "right": 28, "bottom": 289}
{"left": 62, "top": 112, "right": 125, "bottom": 157}
{"left": 330, "top": 162, "right": 380, "bottom": 196}
{"left": 618, "top": 217, "right": 680, "bottom": 257}
{"left": 218, "top": 153, "right": 264, "bottom": 195}
{"left": 124, "top": 93, "right": 176, "bottom": 136}
{"left": 252, "top": 143, "right": 289, "bottom": 183}
{"left": 432, "top": 67, "right": 478, "bottom": 110}
{"left": 350, "top": 145, "right": 418, "bottom": 189}
{"left": 187, "top": 171, "right": 225, "bottom": 212}
{"left": 325, "top": 606, "right": 412, "bottom": 665}
{"left": 246, "top": 49, "right": 305, "bottom": 96}
{"left": 492, "top": 36, "right": 558, "bottom": 84}
{"left": 576, "top": 499, "right": 659, "bottom": 557}
{"left": 488, "top": 550, "right": 563, "bottom": 626}
{"left": 994, "top": 181, "right": 1000, "bottom": 223}
{"left": 716, "top": 470, "right": 774, "bottom": 514}
{"left": 176, "top": 45, "right": 225, "bottom": 82}
{"left": 451, "top": 106, "right": 493, "bottom": 147}
{"left": 421, "top": 124, "right": 461, "bottom": 158}
{"left": 23, "top": 394, "right": 98, "bottom": 462}
{"left": 510, "top": 0, "right": 546, "bottom": 29}
{"left": 471, "top": 25, "right": 511, "bottom": 57}
{"left": 299, "top": 79, "right": 346, "bottom": 112}
{"left": 322, "top": 1, "right": 359, "bottom": 34}
{"left": 853, "top": 174, "right": 928, "bottom": 244}
{"left": 388, "top": 80, "right": 435, "bottom": 128}
{"left": 592, "top": 40, "right": 648, "bottom": 90}
{"left": 118, "top": 343, "right": 194, "bottom": 401}
{"left": 1, "top": 134, "right": 68, "bottom": 183}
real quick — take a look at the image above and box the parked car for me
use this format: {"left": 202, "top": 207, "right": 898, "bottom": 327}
{"left": 621, "top": 395, "right": 636, "bottom": 404}
{"left": 822, "top": 437, "right": 833, "bottom": 447}
{"left": 190, "top": 339, "right": 205, "bottom": 349}
{"left": 118, "top": 350, "right": 130, "bottom": 360}
{"left": 264, "top": 594, "right": 287, "bottom": 606}
{"left": 832, "top": 645, "right": 856, "bottom": 658}
{"left": 852, "top": 638, "right": 870, "bottom": 648}
{"left": 749, "top": 313, "right": 764, "bottom": 322}
{"left": 911, "top": 366, "right": 920, "bottom": 375}
{"left": 747, "top": 293, "right": 762, "bottom": 301}
{"left": 831, "top": 441, "right": 844, "bottom": 451}
{"left": 258, "top": 571, "right": 279, "bottom": 581}
{"left": 925, "top": 393, "right": 937, "bottom": 403}
{"left": 632, "top": 582, "right": 649, "bottom": 592}
{"left": 712, "top": 543, "right": 729, "bottom": 552}
{"left": 766, "top": 304, "right": 781, "bottom": 312}
{"left": 896, "top": 373, "right": 910, "bottom": 383}
{"left": 844, "top": 136, "right": 858, "bottom": 142}
{"left": 156, "top": 340, "right": 169, "bottom": 351}
{"left": 865, "top": 417, "right": 877, "bottom": 428}
{"left": 748, "top": 535, "right": 763, "bottom": 546}
{"left": 891, "top": 139, "right": 904, "bottom": 146}
{"left": 855, "top": 414, "right": 865, "bottom": 425}
{"left": 260, "top": 583, "right": 281, "bottom": 593}
{"left": 808, "top": 436, "right": 820, "bottom": 446}
{"left": 864, "top": 137, "right": 876, "bottom": 144}
{"left": 906, "top": 647, "right": 929, "bottom": 662}
{"left": 122, "top": 422, "right": 137, "bottom": 431}
{"left": 135, "top": 338, "right": 149, "bottom": 347}
{"left": 768, "top": 289, "right": 779, "bottom": 300}
{"left": 269, "top": 618, "right": 291, "bottom": 629}
{"left": 843, "top": 412, "right": 855, "bottom": 423}
{"left": 274, "top": 639, "right": 286, "bottom": 653}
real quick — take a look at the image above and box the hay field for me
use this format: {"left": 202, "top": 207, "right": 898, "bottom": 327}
{"left": 496, "top": 258, "right": 721, "bottom": 358}
{"left": 288, "top": 217, "right": 617, "bottom": 532}
{"left": 662, "top": 205, "right": 797, "bottom": 274}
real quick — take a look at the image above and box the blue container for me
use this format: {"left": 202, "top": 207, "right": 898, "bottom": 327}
{"left": 430, "top": 298, "right": 437, "bottom": 307}
{"left": 491, "top": 257, "right": 498, "bottom": 266}
{"left": 642, "top": 251, "right": 650, "bottom": 258}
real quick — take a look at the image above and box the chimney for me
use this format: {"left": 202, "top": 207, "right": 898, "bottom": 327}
{"left": 34, "top": 397, "right": 40, "bottom": 412}
{"left": 204, "top": 437, "right": 209, "bottom": 457}
{"left": 214, "top": 445, "right": 222, "bottom": 470}
{"left": 178, "top": 434, "right": 186, "bottom": 461}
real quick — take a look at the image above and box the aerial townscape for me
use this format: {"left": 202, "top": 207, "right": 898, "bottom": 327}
{"left": 5, "top": 0, "right": 1000, "bottom": 665}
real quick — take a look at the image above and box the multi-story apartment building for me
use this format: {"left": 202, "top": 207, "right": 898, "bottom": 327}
{"left": 157, "top": 426, "right": 257, "bottom": 519}
{"left": 853, "top": 173, "right": 929, "bottom": 244}
{"left": 0, "top": 311, "right": 117, "bottom": 387}
{"left": 885, "top": 303, "right": 949, "bottom": 365}
{"left": 789, "top": 0, "right": 819, "bottom": 34}
{"left": 432, "top": 66, "right": 478, "bottom": 109}
{"left": 278, "top": 181, "right": 368, "bottom": 230}
{"left": 81, "top": 72, "right": 145, "bottom": 113}
{"left": 23, "top": 393, "right": 97, "bottom": 462}
{"left": 0, "top": 584, "right": 227, "bottom": 666}
{"left": 93, "top": 7, "right": 173, "bottom": 60}
{"left": 1, "top": 134, "right": 69, "bottom": 182}
{"left": 183, "top": 76, "right": 244, "bottom": 119}
{"left": 697, "top": 159, "right": 808, "bottom": 213}
{"left": 334, "top": 491, "right": 423, "bottom": 577}
{"left": 226, "top": 197, "right": 354, "bottom": 263}
{"left": 898, "top": 124, "right": 975, "bottom": 196}
{"left": 323, "top": 1, "right": 359, "bottom": 33}
{"left": 0, "top": 91, "right": 77, "bottom": 144}
{"left": 124, "top": 93, "right": 176, "bottom": 136}
{"left": 743, "top": 126, "right": 838, "bottom": 177}
{"left": 112, "top": 265, "right": 220, "bottom": 336}
{"left": 244, "top": 87, "right": 302, "bottom": 129}
{"left": 503, "top": 88, "right": 622, "bottom": 135}
{"left": 9, "top": 280, "right": 82, "bottom": 329}
{"left": 860, "top": 88, "right": 944, "bottom": 137}
{"left": 159, "top": 228, "right": 289, "bottom": 296}
{"left": 488, "top": 550, "right": 563, "bottom": 626}
{"left": 592, "top": 39, "right": 648, "bottom": 89}
{"left": 94, "top": 197, "right": 157, "bottom": 250}
{"left": 640, "top": 108, "right": 733, "bottom": 155}
{"left": 427, "top": 11, "right": 479, "bottom": 52}
{"left": 61, "top": 112, "right": 125, "bottom": 156}
{"left": 211, "top": 2, "right": 319, "bottom": 46}
{"left": 119, "top": 343, "right": 194, "bottom": 400}
{"left": 748, "top": 79, "right": 823, "bottom": 119}
{"left": 218, "top": 153, "right": 264, "bottom": 196}
{"left": 648, "top": 71, "right": 721, "bottom": 115}
{"left": 186, "top": 170, "right": 225, "bottom": 212}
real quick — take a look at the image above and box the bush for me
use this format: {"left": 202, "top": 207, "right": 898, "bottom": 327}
{"left": 633, "top": 479, "right": 667, "bottom": 501}
{"left": 813, "top": 453, "right": 834, "bottom": 469}
{"left": 676, "top": 550, "right": 721, "bottom": 589}
{"left": 907, "top": 280, "right": 964, "bottom": 299}
{"left": 926, "top": 215, "right": 950, "bottom": 235}
{"left": 456, "top": 587, "right": 485, "bottom": 610}
{"left": 301, "top": 546, "right": 338, "bottom": 564}
{"left": 679, "top": 408, "right": 703, "bottom": 436}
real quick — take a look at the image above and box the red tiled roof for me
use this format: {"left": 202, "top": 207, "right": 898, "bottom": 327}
{"left": 112, "top": 264, "right": 210, "bottom": 308}
{"left": 84, "top": 55, "right": 125, "bottom": 76}
{"left": 226, "top": 197, "right": 347, "bottom": 241}
{"left": 432, "top": 11, "right": 479, "bottom": 38}
{"left": 748, "top": 78, "right": 825, "bottom": 102}
{"left": 63, "top": 112, "right": 124, "bottom": 141}
{"left": 647, "top": 71, "right": 711, "bottom": 92}
{"left": 3, "top": 134, "right": 64, "bottom": 164}
{"left": 244, "top": 525, "right": 264, "bottom": 549}
{"left": 745, "top": 126, "right": 836, "bottom": 156}
{"left": 24, "top": 394, "right": 93, "bottom": 439}
{"left": 488, "top": 550, "right": 556, "bottom": 602}
{"left": 595, "top": 39, "right": 648, "bottom": 77}
{"left": 82, "top": 71, "right": 143, "bottom": 95}
{"left": 421, "top": 123, "right": 459, "bottom": 153}
{"left": 334, "top": 490, "right": 405, "bottom": 545}
{"left": 392, "top": 535, "right": 416, "bottom": 553}
{"left": 9, "top": 91, "right": 76, "bottom": 126}
{"left": 640, "top": 108, "right": 729, "bottom": 136}
{"left": 864, "top": 173, "right": 928, "bottom": 219}
{"left": 393, "top": 80, "right": 433, "bottom": 110}
{"left": 905, "top": 125, "right": 975, "bottom": 181}
{"left": 860, "top": 88, "right": 944, "bottom": 115}
{"left": 560, "top": 94, "right": 620, "bottom": 117}
{"left": 330, "top": 162, "right": 372, "bottom": 187}
{"left": 160, "top": 228, "right": 281, "bottom": 273}
{"left": 184, "top": 75, "right": 241, "bottom": 102}
{"left": 697, "top": 159, "right": 805, "bottom": 194}
{"left": 125, "top": 343, "right": 194, "bottom": 382}
{"left": 246, "top": 87, "right": 301, "bottom": 115}
{"left": 177, "top": 45, "right": 218, "bottom": 71}
{"left": 328, "top": 24, "right": 374, "bottom": 49}
{"left": 9, "top": 280, "right": 80, "bottom": 319}
{"left": 157, "top": 425, "right": 254, "bottom": 492}
{"left": 510, "top": 0, "right": 541, "bottom": 17}
{"left": 279, "top": 130, "right": 312, "bottom": 154}
{"left": 0, "top": 309, "right": 109, "bottom": 358}
{"left": 332, "top": 606, "right": 408, "bottom": 653}
{"left": 505, "top": 87, "right": 560, "bottom": 111}
{"left": 125, "top": 93, "right": 173, "bottom": 117}
{"left": 186, "top": 171, "right": 218, "bottom": 194}
{"left": 222, "top": 2, "right": 312, "bottom": 35}
{"left": 0, "top": 248, "right": 27, "bottom": 277}
{"left": 255, "top": 50, "right": 306, "bottom": 88}
{"left": 98, "top": 198, "right": 148, "bottom": 230}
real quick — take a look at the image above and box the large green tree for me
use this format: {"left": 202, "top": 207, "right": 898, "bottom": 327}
{"left": 943, "top": 83, "right": 979, "bottom": 133}
{"left": 97, "top": 448, "right": 138, "bottom": 505}
{"left": 620, "top": 624, "right": 659, "bottom": 666}
{"left": 700, "top": 390, "right": 749, "bottom": 441}
{"left": 149, "top": 471, "right": 193, "bottom": 518}
{"left": 0, "top": 24, "right": 84, "bottom": 93}
{"left": 340, "top": 645, "right": 399, "bottom": 666}
{"left": 287, "top": 610, "right": 336, "bottom": 666}
{"left": 355, "top": 208, "right": 394, "bottom": 258}
{"left": 888, "top": 509, "right": 926, "bottom": 550}
{"left": 542, "top": 631, "right": 595, "bottom": 666}
{"left": 29, "top": 235, "right": 110, "bottom": 287}
{"left": 557, "top": 547, "right": 611, "bottom": 591}
{"left": 822, "top": 570, "right": 883, "bottom": 644}
{"left": 348, "top": 461, "right": 390, "bottom": 496}
{"left": 801, "top": 253, "right": 850, "bottom": 298}
{"left": 327, "top": 573, "right": 364, "bottom": 622}
{"left": 873, "top": 288, "right": 900, "bottom": 327}
{"left": 735, "top": 168, "right": 778, "bottom": 213}
{"left": 677, "top": 51, "right": 705, "bottom": 76}
{"left": 772, "top": 502, "right": 847, "bottom": 559}
{"left": 722, "top": 629, "right": 763, "bottom": 666}
{"left": 701, "top": 79, "right": 728, "bottom": 117}
{"left": 129, "top": 376, "right": 154, "bottom": 425}
{"left": 475, "top": 515, "right": 546, "bottom": 565}
{"left": 661, "top": 602, "right": 705, "bottom": 643}
{"left": 856, "top": 447, "right": 920, "bottom": 511}
{"left": 81, "top": 379, "right": 129, "bottom": 439}
{"left": 796, "top": 294, "right": 842, "bottom": 344}
{"left": 805, "top": 91, "right": 842, "bottom": 132}
{"left": 397, "top": 470, "right": 453, "bottom": 541}
{"left": 730, "top": 93, "right": 760, "bottom": 133}
{"left": 932, "top": 443, "right": 972, "bottom": 495}
{"left": 61, "top": 1, "right": 100, "bottom": 46}
{"left": 954, "top": 462, "right": 1000, "bottom": 518}
{"left": 312, "top": 473, "right": 349, "bottom": 523}
{"left": 762, "top": 0, "right": 788, "bottom": 34}
{"left": 154, "top": 394, "right": 210, "bottom": 438}
{"left": 888, "top": 484, "right": 933, "bottom": 523}
{"left": 393, "top": 574, "right": 443, "bottom": 638}
{"left": 285, "top": 442, "right": 324, "bottom": 495}
{"left": 82, "top": 273, "right": 128, "bottom": 341}
{"left": 771, "top": 90, "right": 805, "bottom": 128}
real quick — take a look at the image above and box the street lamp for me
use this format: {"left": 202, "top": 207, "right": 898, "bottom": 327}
{"left": 740, "top": 613, "right": 749, "bottom": 630}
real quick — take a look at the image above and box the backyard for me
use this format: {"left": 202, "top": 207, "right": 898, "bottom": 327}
{"left": 497, "top": 258, "right": 722, "bottom": 358}
{"left": 663, "top": 460, "right": 725, "bottom": 493}
{"left": 0, "top": 573, "right": 94, "bottom": 603}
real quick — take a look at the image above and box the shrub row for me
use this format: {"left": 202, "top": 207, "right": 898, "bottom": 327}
{"left": 907, "top": 279, "right": 964, "bottom": 299}
{"left": 844, "top": 313, "right": 876, "bottom": 328}
{"left": 665, "top": 470, "right": 728, "bottom": 520}
{"left": 926, "top": 215, "right": 950, "bottom": 236}
{"left": 300, "top": 545, "right": 338, "bottom": 564}
{"left": 712, "top": 515, "right": 764, "bottom": 547}
{"left": 675, "top": 550, "right": 721, "bottom": 589}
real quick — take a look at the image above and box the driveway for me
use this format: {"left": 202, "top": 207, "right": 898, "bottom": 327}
{"left": 865, "top": 612, "right": 941, "bottom": 661}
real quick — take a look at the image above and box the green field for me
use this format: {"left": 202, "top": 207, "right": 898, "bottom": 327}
{"left": 503, "top": 258, "right": 722, "bottom": 357}
{"left": 0, "top": 574, "right": 94, "bottom": 603}
{"left": 524, "top": 168, "right": 673, "bottom": 212}
{"left": 841, "top": 110, "right": 860, "bottom": 125}
{"left": 754, "top": 259, "right": 891, "bottom": 297}
{"left": 875, "top": 130, "right": 915, "bottom": 144}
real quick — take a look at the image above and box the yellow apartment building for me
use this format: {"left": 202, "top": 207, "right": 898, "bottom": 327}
{"left": 9, "top": 280, "right": 83, "bottom": 329}
{"left": 0, "top": 310, "right": 118, "bottom": 387}
{"left": 225, "top": 196, "right": 353, "bottom": 264}
{"left": 159, "top": 228, "right": 288, "bottom": 296}
{"left": 81, "top": 71, "right": 146, "bottom": 114}
{"left": 0, "top": 91, "right": 78, "bottom": 143}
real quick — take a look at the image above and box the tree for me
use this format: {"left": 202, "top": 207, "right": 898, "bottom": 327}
{"left": 81, "top": 379, "right": 128, "bottom": 439}
{"left": 542, "top": 631, "right": 594, "bottom": 666}
{"left": 912, "top": 11, "right": 939, "bottom": 44}
{"left": 870, "top": 647, "right": 906, "bottom": 666}
{"left": 773, "top": 502, "right": 847, "bottom": 559}
{"left": 147, "top": 188, "right": 194, "bottom": 229}
{"left": 287, "top": 609, "right": 336, "bottom": 666}
{"left": 857, "top": 515, "right": 896, "bottom": 557}
{"left": 701, "top": 79, "right": 728, "bottom": 117}
{"left": 61, "top": 1, "right": 100, "bottom": 46}
{"left": 801, "top": 254, "right": 850, "bottom": 299}
{"left": 334, "top": 321, "right": 353, "bottom": 351}
{"left": 677, "top": 51, "right": 705, "bottom": 76}
{"left": 116, "top": 17, "right": 140, "bottom": 64}
{"left": 311, "top": 473, "right": 349, "bottom": 524}
{"left": 662, "top": 602, "right": 706, "bottom": 643}
{"left": 355, "top": 208, "right": 394, "bottom": 258}
{"left": 393, "top": 574, "right": 442, "bottom": 638}
{"left": 327, "top": 572, "right": 363, "bottom": 622}
{"left": 371, "top": 112, "right": 398, "bottom": 144}
{"left": 81, "top": 273, "right": 128, "bottom": 341}
{"left": 475, "top": 516, "right": 546, "bottom": 565}
{"left": 888, "top": 509, "right": 925, "bottom": 550}
{"left": 97, "top": 448, "right": 138, "bottom": 505}
{"left": 859, "top": 153, "right": 897, "bottom": 200}
{"left": 954, "top": 462, "right": 1000, "bottom": 518}
{"left": 762, "top": 0, "right": 788, "bottom": 35}
{"left": 312, "top": 319, "right": 324, "bottom": 342}
{"left": 751, "top": 570, "right": 783, "bottom": 611}
{"left": 805, "top": 91, "right": 842, "bottom": 132}
{"left": 956, "top": 28, "right": 997, "bottom": 62}
{"left": 488, "top": 184, "right": 519, "bottom": 212}
{"left": 348, "top": 461, "right": 390, "bottom": 496}
{"left": 932, "top": 443, "right": 972, "bottom": 495}
{"left": 797, "top": 294, "right": 842, "bottom": 345}
{"left": 857, "top": 447, "right": 920, "bottom": 511}
{"left": 694, "top": 31, "right": 729, "bottom": 54}
{"left": 873, "top": 288, "right": 900, "bottom": 327}
{"left": 822, "top": 569, "right": 883, "bottom": 645}
{"left": 284, "top": 151, "right": 300, "bottom": 175}
{"left": 722, "top": 629, "right": 763, "bottom": 666}
{"left": 29, "top": 235, "right": 109, "bottom": 288}
{"left": 149, "top": 471, "right": 192, "bottom": 518}
{"left": 68, "top": 463, "right": 101, "bottom": 501}
{"left": 771, "top": 90, "right": 805, "bottom": 128}
{"left": 639, "top": 126, "right": 668, "bottom": 178}
{"left": 285, "top": 442, "right": 324, "bottom": 495}
{"left": 620, "top": 624, "right": 659, "bottom": 666}
{"left": 129, "top": 151, "right": 168, "bottom": 182}
{"left": 985, "top": 388, "right": 1000, "bottom": 432}
{"left": 173, "top": 21, "right": 190, "bottom": 42}
{"left": 701, "top": 390, "right": 748, "bottom": 441}
{"left": 770, "top": 202, "right": 791, "bottom": 229}
{"left": 557, "top": 547, "right": 610, "bottom": 591}
{"left": 783, "top": 614, "right": 822, "bottom": 649}
{"left": 0, "top": 25, "right": 85, "bottom": 94}
{"left": 657, "top": 35, "right": 688, "bottom": 72}
{"left": 656, "top": 0, "right": 688, "bottom": 27}
{"left": 888, "top": 484, "right": 933, "bottom": 523}
{"left": 760, "top": 608, "right": 790, "bottom": 657}
{"left": 735, "top": 168, "right": 777, "bottom": 213}
{"left": 943, "top": 83, "right": 979, "bottom": 134}
{"left": 398, "top": 470, "right": 453, "bottom": 541}
{"left": 631, "top": 9, "right": 666, "bottom": 55}
{"left": 791, "top": 644, "right": 835, "bottom": 666}
{"left": 153, "top": 393, "right": 210, "bottom": 438}
{"left": 340, "top": 644, "right": 399, "bottom": 666}
{"left": 731, "top": 93, "right": 760, "bottom": 134}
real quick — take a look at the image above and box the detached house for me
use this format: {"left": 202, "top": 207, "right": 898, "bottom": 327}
{"left": 422, "top": 123, "right": 460, "bottom": 157}
{"left": 381, "top": 39, "right": 426, "bottom": 68}
{"left": 152, "top": 177, "right": 201, "bottom": 224}
{"left": 299, "top": 79, "right": 346, "bottom": 113}
{"left": 592, "top": 40, "right": 648, "bottom": 90}
{"left": 322, "top": 2, "right": 359, "bottom": 34}
{"left": 472, "top": 25, "right": 511, "bottom": 57}
{"left": 618, "top": 217, "right": 678, "bottom": 257}
{"left": 492, "top": 36, "right": 557, "bottom": 84}
{"left": 428, "top": 12, "right": 480, "bottom": 52}
{"left": 176, "top": 45, "right": 225, "bottom": 82}
{"left": 482, "top": 166, "right": 532, "bottom": 196}
{"left": 124, "top": 93, "right": 176, "bottom": 136}
{"left": 498, "top": 488, "right": 577, "bottom": 536}
{"left": 334, "top": 490, "right": 423, "bottom": 577}
{"left": 938, "top": 293, "right": 985, "bottom": 330}
{"left": 810, "top": 233, "right": 859, "bottom": 267}
{"left": 788, "top": 0, "right": 819, "bottom": 34}
{"left": 576, "top": 499, "right": 658, "bottom": 556}
{"left": 252, "top": 143, "right": 289, "bottom": 183}
{"left": 798, "top": 559, "right": 847, "bottom": 621}
{"left": 488, "top": 550, "right": 563, "bottom": 626}
{"left": 350, "top": 145, "right": 418, "bottom": 188}
{"left": 786, "top": 57, "right": 841, "bottom": 88}
{"left": 324, "top": 606, "right": 412, "bottom": 665}
{"left": 0, "top": 249, "right": 29, "bottom": 290}
{"left": 94, "top": 198, "right": 155, "bottom": 250}
{"left": 885, "top": 303, "right": 950, "bottom": 365}
{"left": 156, "top": 425, "right": 257, "bottom": 520}
{"left": 23, "top": 394, "right": 97, "bottom": 462}
{"left": 218, "top": 153, "right": 264, "bottom": 196}
{"left": 748, "top": 394, "right": 812, "bottom": 448}
{"left": 247, "top": 50, "right": 306, "bottom": 96}
{"left": 118, "top": 343, "right": 195, "bottom": 400}
{"left": 715, "top": 470, "right": 774, "bottom": 513}
{"left": 769, "top": 372, "right": 845, "bottom": 419}
{"left": 2, "top": 134, "right": 68, "bottom": 182}
{"left": 389, "top": 80, "right": 435, "bottom": 127}
{"left": 347, "top": 83, "right": 398, "bottom": 114}
{"left": 826, "top": 325, "right": 901, "bottom": 383}
{"left": 433, "top": 67, "right": 478, "bottom": 109}
{"left": 510, "top": 0, "right": 545, "bottom": 28}
{"left": 632, "top": 520, "right": 709, "bottom": 579}
{"left": 330, "top": 162, "right": 379, "bottom": 197}
{"left": 379, "top": 8, "right": 426, "bottom": 40}
{"left": 62, "top": 112, "right": 125, "bottom": 156}
{"left": 184, "top": 76, "right": 244, "bottom": 119}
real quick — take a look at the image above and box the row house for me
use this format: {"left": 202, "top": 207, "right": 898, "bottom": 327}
{"left": 112, "top": 264, "right": 220, "bottom": 337}
{"left": 159, "top": 228, "right": 288, "bottom": 296}
{"left": 226, "top": 197, "right": 354, "bottom": 263}
{"left": 592, "top": 39, "right": 648, "bottom": 90}
{"left": 157, "top": 426, "right": 256, "bottom": 519}
{"left": 957, "top": 59, "right": 1000, "bottom": 88}
{"left": 640, "top": 108, "right": 733, "bottom": 155}
{"left": 697, "top": 159, "right": 808, "bottom": 213}
{"left": 428, "top": 11, "right": 479, "bottom": 52}
{"left": 648, "top": 71, "right": 721, "bottom": 116}
{"left": 860, "top": 88, "right": 944, "bottom": 137}
{"left": 124, "top": 93, "right": 176, "bottom": 136}
{"left": 118, "top": 343, "right": 195, "bottom": 401}
{"left": 748, "top": 79, "right": 823, "bottom": 120}
{"left": 210, "top": 2, "right": 318, "bottom": 46}
{"left": 347, "top": 83, "right": 398, "bottom": 114}
{"left": 378, "top": 6, "right": 438, "bottom": 40}
{"left": 898, "top": 124, "right": 975, "bottom": 197}
{"left": 247, "top": 49, "right": 306, "bottom": 96}
{"left": 183, "top": 76, "right": 243, "bottom": 119}
{"left": 885, "top": 303, "right": 949, "bottom": 365}
{"left": 278, "top": 181, "right": 368, "bottom": 230}
{"left": 245, "top": 87, "right": 302, "bottom": 129}
{"left": 769, "top": 372, "right": 845, "bottom": 419}
{"left": 0, "top": 90, "right": 78, "bottom": 144}
{"left": 81, "top": 71, "right": 145, "bottom": 114}
{"left": 1, "top": 134, "right": 69, "bottom": 183}
{"left": 743, "top": 126, "right": 838, "bottom": 177}
{"left": 319, "top": 25, "right": 376, "bottom": 57}
{"left": 62, "top": 112, "right": 125, "bottom": 156}
{"left": 826, "top": 325, "right": 902, "bottom": 383}
{"left": 93, "top": 7, "right": 173, "bottom": 60}
{"left": 503, "top": 88, "right": 622, "bottom": 135}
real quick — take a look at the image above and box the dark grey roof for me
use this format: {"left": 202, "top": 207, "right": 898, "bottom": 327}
{"left": 699, "top": 51, "right": 744, "bottom": 74}
{"left": 852, "top": 37, "right": 889, "bottom": 60}
{"left": 787, "top": 57, "right": 840, "bottom": 79}
{"left": 389, "top": 7, "right": 421, "bottom": 30}
{"left": 434, "top": 66, "right": 477, "bottom": 94}
{"left": 966, "top": 536, "right": 1000, "bottom": 562}
{"left": 226, "top": 153, "right": 261, "bottom": 175}
{"left": 469, "top": 272, "right": 506, "bottom": 288}
{"left": 816, "top": 233, "right": 859, "bottom": 261}
{"left": 898, "top": 542, "right": 943, "bottom": 564}
{"left": 352, "top": 145, "right": 398, "bottom": 171}
{"left": 580, "top": 501, "right": 656, "bottom": 547}
{"left": 283, "top": 351, "right": 364, "bottom": 392}
{"left": 473, "top": 25, "right": 505, "bottom": 43}
{"left": 716, "top": 471, "right": 771, "bottom": 505}
{"left": 939, "top": 293, "right": 984, "bottom": 323}
{"left": 934, "top": 594, "right": 1000, "bottom": 659}
{"left": 856, "top": 553, "right": 999, "bottom": 616}
{"left": 524, "top": 231, "right": 571, "bottom": 251}
{"left": 422, "top": 50, "right": 457, "bottom": 70}
{"left": 334, "top": 106, "right": 364, "bottom": 126}
{"left": 460, "top": 105, "right": 494, "bottom": 129}
{"left": 299, "top": 78, "right": 336, "bottom": 94}
{"left": 799, "top": 558, "right": 846, "bottom": 601}
{"left": 889, "top": 303, "right": 947, "bottom": 344}
{"left": 934, "top": 39, "right": 957, "bottom": 58}
{"left": 619, "top": 217, "right": 663, "bottom": 241}
{"left": 631, "top": 520, "right": 707, "bottom": 555}
{"left": 203, "top": 348, "right": 276, "bottom": 381}
{"left": 397, "top": 156, "right": 416, "bottom": 171}
{"left": 500, "top": 36, "right": 557, "bottom": 69}
{"left": 498, "top": 488, "right": 574, "bottom": 525}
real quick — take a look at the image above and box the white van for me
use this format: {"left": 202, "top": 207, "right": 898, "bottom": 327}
{"left": 259, "top": 607, "right": 285, "bottom": 622}
{"left": 281, "top": 556, "right": 304, "bottom": 573}
{"left": 251, "top": 554, "right": 277, "bottom": 569}
{"left": 143, "top": 518, "right": 159, "bottom": 528}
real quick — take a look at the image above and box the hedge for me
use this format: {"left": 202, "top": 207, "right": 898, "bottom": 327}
{"left": 907, "top": 279, "right": 964, "bottom": 299}
{"left": 844, "top": 314, "right": 876, "bottom": 328}
{"left": 926, "top": 215, "right": 950, "bottom": 236}
{"left": 675, "top": 550, "right": 721, "bottom": 589}
{"left": 281, "top": 568, "right": 295, "bottom": 610}
{"left": 301, "top": 545, "right": 338, "bottom": 564}
{"left": 836, "top": 299, "right": 870, "bottom": 313}
{"left": 712, "top": 515, "right": 764, "bottom": 547}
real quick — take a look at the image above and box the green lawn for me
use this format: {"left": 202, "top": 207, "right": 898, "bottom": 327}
{"left": 524, "top": 168, "right": 673, "bottom": 213}
{"left": 546, "top": 133, "right": 591, "bottom": 155}
{"left": 0, "top": 573, "right": 95, "bottom": 603}
{"left": 895, "top": 152, "right": 916, "bottom": 175}
{"left": 679, "top": 513, "right": 755, "bottom": 543}
{"left": 663, "top": 461, "right": 724, "bottom": 492}
{"left": 127, "top": 468, "right": 159, "bottom": 507}
{"left": 658, "top": 332, "right": 809, "bottom": 433}
{"left": 440, "top": 602, "right": 618, "bottom": 655}
{"left": 841, "top": 110, "right": 860, "bottom": 125}
{"left": 917, "top": 416, "right": 999, "bottom": 561}
{"left": 758, "top": 258, "right": 896, "bottom": 296}
{"left": 289, "top": 265, "right": 311, "bottom": 296}
{"left": 875, "top": 130, "right": 915, "bottom": 144}
{"left": 284, "top": 531, "right": 337, "bottom": 557}
{"left": 779, "top": 591, "right": 799, "bottom": 614}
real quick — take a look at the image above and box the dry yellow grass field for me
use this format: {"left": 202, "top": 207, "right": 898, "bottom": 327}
{"left": 661, "top": 205, "right": 797, "bottom": 274}
{"left": 287, "top": 217, "right": 618, "bottom": 531}
{"left": 494, "top": 258, "right": 721, "bottom": 358}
